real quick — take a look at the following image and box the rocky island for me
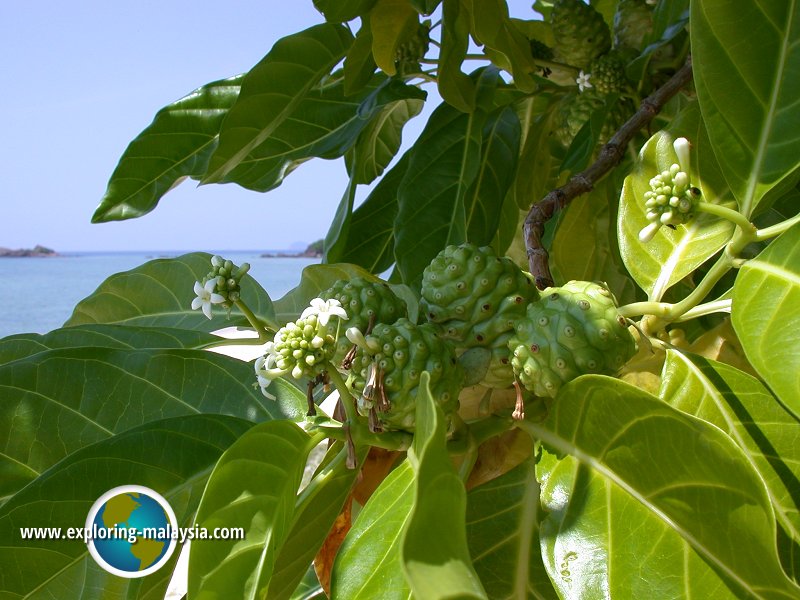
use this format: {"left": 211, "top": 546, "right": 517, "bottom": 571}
{"left": 0, "top": 245, "right": 58, "bottom": 257}
{"left": 261, "top": 240, "right": 323, "bottom": 258}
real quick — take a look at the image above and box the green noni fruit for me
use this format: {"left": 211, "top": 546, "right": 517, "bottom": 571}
{"left": 508, "top": 281, "right": 636, "bottom": 398}
{"left": 320, "top": 276, "right": 407, "bottom": 363}
{"left": 350, "top": 319, "right": 463, "bottom": 432}
{"left": 551, "top": 0, "right": 612, "bottom": 69}
{"left": 613, "top": 0, "right": 654, "bottom": 52}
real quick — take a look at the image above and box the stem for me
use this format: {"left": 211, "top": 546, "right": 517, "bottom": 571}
{"left": 696, "top": 202, "right": 755, "bottom": 233}
{"left": 674, "top": 299, "right": 732, "bottom": 322}
{"left": 198, "top": 337, "right": 268, "bottom": 350}
{"left": 233, "top": 299, "right": 271, "bottom": 341}
{"left": 524, "top": 57, "right": 694, "bottom": 289}
{"left": 326, "top": 368, "right": 358, "bottom": 424}
{"left": 756, "top": 212, "right": 800, "bottom": 241}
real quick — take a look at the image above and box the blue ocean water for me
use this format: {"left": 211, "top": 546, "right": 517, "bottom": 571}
{"left": 0, "top": 251, "right": 317, "bottom": 339}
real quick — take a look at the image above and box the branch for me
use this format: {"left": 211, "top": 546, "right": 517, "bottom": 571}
{"left": 523, "top": 57, "right": 694, "bottom": 289}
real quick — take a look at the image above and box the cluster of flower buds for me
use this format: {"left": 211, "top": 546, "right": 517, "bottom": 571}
{"left": 254, "top": 298, "right": 348, "bottom": 398}
{"left": 191, "top": 255, "right": 250, "bottom": 319}
{"left": 639, "top": 137, "right": 701, "bottom": 243}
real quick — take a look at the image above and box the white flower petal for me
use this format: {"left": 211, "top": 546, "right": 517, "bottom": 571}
{"left": 317, "top": 312, "right": 330, "bottom": 326}
{"left": 204, "top": 279, "right": 217, "bottom": 294}
{"left": 201, "top": 301, "right": 213, "bottom": 320}
{"left": 191, "top": 297, "right": 203, "bottom": 311}
{"left": 193, "top": 281, "right": 204, "bottom": 296}
{"left": 210, "top": 293, "right": 226, "bottom": 305}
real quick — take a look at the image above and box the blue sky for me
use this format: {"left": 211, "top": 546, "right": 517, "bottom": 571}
{"left": 1, "top": 1, "right": 535, "bottom": 251}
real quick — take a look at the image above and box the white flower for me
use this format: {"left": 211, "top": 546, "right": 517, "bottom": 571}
{"left": 191, "top": 280, "right": 225, "bottom": 320}
{"left": 673, "top": 137, "right": 692, "bottom": 173}
{"left": 638, "top": 221, "right": 662, "bottom": 243}
{"left": 576, "top": 70, "right": 593, "bottom": 93}
{"left": 300, "top": 297, "right": 349, "bottom": 327}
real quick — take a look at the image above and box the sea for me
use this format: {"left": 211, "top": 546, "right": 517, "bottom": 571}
{"left": 0, "top": 251, "right": 318, "bottom": 339}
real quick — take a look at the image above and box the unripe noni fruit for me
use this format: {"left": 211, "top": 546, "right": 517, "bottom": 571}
{"left": 613, "top": 0, "right": 654, "bottom": 52}
{"left": 555, "top": 91, "right": 635, "bottom": 147}
{"left": 421, "top": 243, "right": 538, "bottom": 349}
{"left": 508, "top": 281, "right": 636, "bottom": 398}
{"left": 589, "top": 51, "right": 630, "bottom": 95}
{"left": 320, "top": 276, "right": 407, "bottom": 362}
{"left": 350, "top": 319, "right": 463, "bottom": 432}
{"left": 551, "top": 0, "right": 611, "bottom": 70}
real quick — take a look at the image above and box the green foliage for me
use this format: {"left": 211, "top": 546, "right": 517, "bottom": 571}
{"left": 5, "top": 1, "right": 800, "bottom": 597}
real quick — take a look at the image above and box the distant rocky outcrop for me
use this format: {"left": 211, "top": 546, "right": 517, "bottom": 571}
{"left": 0, "top": 245, "right": 58, "bottom": 257}
{"left": 261, "top": 240, "right": 323, "bottom": 258}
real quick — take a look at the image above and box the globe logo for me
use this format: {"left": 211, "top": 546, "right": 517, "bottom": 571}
{"left": 85, "top": 485, "right": 178, "bottom": 578}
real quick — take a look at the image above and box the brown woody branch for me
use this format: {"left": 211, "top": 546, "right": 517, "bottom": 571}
{"left": 524, "top": 56, "right": 694, "bottom": 289}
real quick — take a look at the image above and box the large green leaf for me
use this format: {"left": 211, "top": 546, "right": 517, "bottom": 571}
{"left": 395, "top": 72, "right": 500, "bottom": 284}
{"left": 270, "top": 444, "right": 366, "bottom": 600}
{"left": 660, "top": 351, "right": 800, "bottom": 581}
{"left": 0, "top": 324, "right": 219, "bottom": 364}
{"left": 204, "top": 24, "right": 353, "bottom": 182}
{"left": 401, "top": 373, "right": 487, "bottom": 599}
{"left": 272, "top": 263, "right": 381, "bottom": 323}
{"left": 92, "top": 75, "right": 242, "bottom": 222}
{"left": 331, "top": 461, "right": 414, "bottom": 599}
{"left": 65, "top": 253, "right": 276, "bottom": 331}
{"left": 465, "top": 106, "right": 522, "bottom": 246}
{"left": 526, "top": 376, "right": 800, "bottom": 598}
{"left": 370, "top": 0, "right": 420, "bottom": 76}
{"left": 0, "top": 347, "right": 301, "bottom": 501}
{"left": 732, "top": 222, "right": 800, "bottom": 415}
{"left": 189, "top": 421, "right": 317, "bottom": 599}
{"left": 344, "top": 20, "right": 378, "bottom": 95}
{"left": 466, "top": 457, "right": 558, "bottom": 599}
{"left": 346, "top": 96, "right": 424, "bottom": 185}
{"left": 465, "top": 0, "right": 537, "bottom": 92}
{"left": 338, "top": 153, "right": 409, "bottom": 273}
{"left": 0, "top": 414, "right": 251, "bottom": 599}
{"left": 618, "top": 104, "right": 735, "bottom": 300}
{"left": 224, "top": 76, "right": 426, "bottom": 192}
{"left": 509, "top": 95, "right": 560, "bottom": 211}
{"left": 693, "top": 0, "right": 800, "bottom": 216}
{"left": 314, "top": 0, "right": 377, "bottom": 22}
{"left": 439, "top": 0, "right": 476, "bottom": 113}
{"left": 552, "top": 176, "right": 639, "bottom": 306}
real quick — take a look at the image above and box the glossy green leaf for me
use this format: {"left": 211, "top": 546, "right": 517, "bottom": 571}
{"left": 510, "top": 95, "right": 560, "bottom": 210}
{"left": 395, "top": 72, "right": 500, "bottom": 284}
{"left": 732, "top": 222, "right": 800, "bottom": 415}
{"left": 402, "top": 373, "right": 487, "bottom": 599}
{"left": 224, "top": 76, "right": 425, "bottom": 192}
{"left": 551, "top": 176, "right": 639, "bottom": 306}
{"left": 465, "top": 106, "right": 521, "bottom": 246}
{"left": 0, "top": 414, "right": 251, "bottom": 599}
{"left": 314, "top": 0, "right": 378, "bottom": 22}
{"left": 346, "top": 96, "right": 425, "bottom": 185}
{"left": 693, "top": 0, "right": 800, "bottom": 216}
{"left": 338, "top": 152, "right": 408, "bottom": 273}
{"left": 273, "top": 263, "right": 381, "bottom": 323}
{"left": 93, "top": 75, "right": 242, "bottom": 222}
{"left": 370, "top": 0, "right": 420, "bottom": 76}
{"left": 331, "top": 461, "right": 415, "bottom": 599}
{"left": 660, "top": 350, "right": 800, "bottom": 579}
{"left": 189, "top": 421, "right": 317, "bottom": 599}
{"left": 344, "top": 20, "right": 378, "bottom": 95}
{"left": 526, "top": 376, "right": 800, "bottom": 598}
{"left": 618, "top": 104, "right": 735, "bottom": 300}
{"left": 559, "top": 99, "right": 609, "bottom": 174}
{"left": 465, "top": 0, "right": 536, "bottom": 92}
{"left": 439, "top": 0, "right": 476, "bottom": 113}
{"left": 65, "top": 253, "right": 276, "bottom": 331}
{"left": 626, "top": 0, "right": 689, "bottom": 81}
{"left": 204, "top": 24, "right": 353, "bottom": 182}
{"left": 324, "top": 175, "right": 360, "bottom": 265}
{"left": 270, "top": 444, "right": 366, "bottom": 600}
{"left": 0, "top": 346, "right": 301, "bottom": 501}
{"left": 466, "top": 457, "right": 558, "bottom": 599}
{"left": 0, "top": 324, "right": 219, "bottom": 363}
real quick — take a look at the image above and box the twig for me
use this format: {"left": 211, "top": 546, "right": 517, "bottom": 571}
{"left": 523, "top": 57, "right": 694, "bottom": 289}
